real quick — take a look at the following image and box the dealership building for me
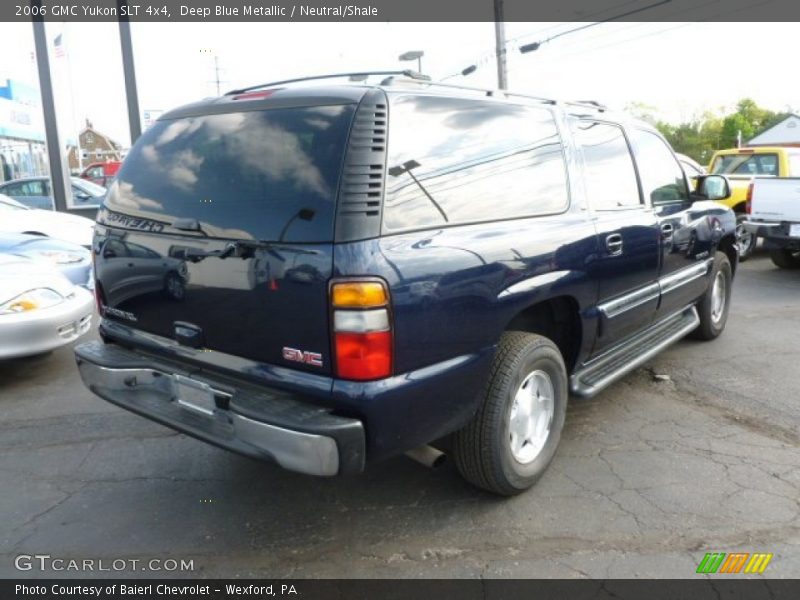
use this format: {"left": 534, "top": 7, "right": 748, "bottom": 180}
{"left": 0, "top": 78, "right": 49, "bottom": 183}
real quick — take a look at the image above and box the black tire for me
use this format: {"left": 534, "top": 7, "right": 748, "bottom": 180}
{"left": 691, "top": 252, "right": 732, "bottom": 341}
{"left": 735, "top": 214, "right": 756, "bottom": 262}
{"left": 769, "top": 248, "right": 800, "bottom": 269}
{"left": 163, "top": 272, "right": 185, "bottom": 301}
{"left": 453, "top": 332, "right": 568, "bottom": 496}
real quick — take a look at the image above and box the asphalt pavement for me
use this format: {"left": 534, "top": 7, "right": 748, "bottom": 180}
{"left": 1, "top": 250, "right": 798, "bottom": 579}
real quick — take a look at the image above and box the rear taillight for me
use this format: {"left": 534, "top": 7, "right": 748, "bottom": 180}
{"left": 746, "top": 182, "right": 754, "bottom": 214}
{"left": 331, "top": 280, "right": 392, "bottom": 381}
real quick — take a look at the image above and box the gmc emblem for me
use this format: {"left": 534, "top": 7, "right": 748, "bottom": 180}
{"left": 282, "top": 347, "right": 323, "bottom": 367}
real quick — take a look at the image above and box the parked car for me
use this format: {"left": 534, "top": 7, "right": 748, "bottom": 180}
{"left": 97, "top": 236, "right": 188, "bottom": 305}
{"left": 80, "top": 161, "right": 122, "bottom": 187}
{"left": 0, "top": 254, "right": 93, "bottom": 359}
{"left": 744, "top": 177, "right": 800, "bottom": 269}
{"left": 708, "top": 146, "right": 800, "bottom": 260}
{"left": 676, "top": 153, "right": 706, "bottom": 188}
{"left": 0, "top": 232, "right": 92, "bottom": 287}
{"left": 0, "top": 193, "right": 95, "bottom": 247}
{"left": 74, "top": 73, "right": 738, "bottom": 496}
{"left": 0, "top": 176, "right": 106, "bottom": 210}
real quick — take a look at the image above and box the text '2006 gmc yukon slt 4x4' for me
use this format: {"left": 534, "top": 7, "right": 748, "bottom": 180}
{"left": 74, "top": 72, "right": 739, "bottom": 495}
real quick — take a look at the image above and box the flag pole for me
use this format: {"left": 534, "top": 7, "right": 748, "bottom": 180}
{"left": 60, "top": 25, "right": 83, "bottom": 172}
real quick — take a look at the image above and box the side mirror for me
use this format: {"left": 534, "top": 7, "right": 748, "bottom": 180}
{"left": 75, "top": 192, "right": 92, "bottom": 201}
{"left": 695, "top": 174, "right": 731, "bottom": 201}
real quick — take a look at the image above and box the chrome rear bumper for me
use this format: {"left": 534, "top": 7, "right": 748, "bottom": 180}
{"left": 74, "top": 341, "right": 365, "bottom": 476}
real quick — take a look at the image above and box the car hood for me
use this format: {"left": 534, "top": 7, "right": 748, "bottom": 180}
{"left": 0, "top": 210, "right": 95, "bottom": 246}
{"left": 0, "top": 254, "right": 76, "bottom": 303}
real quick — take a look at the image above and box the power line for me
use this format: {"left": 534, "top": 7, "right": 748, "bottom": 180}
{"left": 438, "top": 0, "right": 673, "bottom": 82}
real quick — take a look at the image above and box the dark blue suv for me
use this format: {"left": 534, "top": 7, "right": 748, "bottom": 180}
{"left": 75, "top": 73, "right": 738, "bottom": 495}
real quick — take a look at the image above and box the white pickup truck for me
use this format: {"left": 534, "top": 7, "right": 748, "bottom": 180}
{"left": 745, "top": 177, "right": 800, "bottom": 268}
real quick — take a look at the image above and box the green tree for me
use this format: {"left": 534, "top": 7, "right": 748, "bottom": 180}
{"left": 635, "top": 98, "right": 789, "bottom": 166}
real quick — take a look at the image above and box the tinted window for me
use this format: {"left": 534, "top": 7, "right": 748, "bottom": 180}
{"left": 711, "top": 153, "right": 779, "bottom": 175}
{"left": 2, "top": 183, "right": 24, "bottom": 196}
{"left": 126, "top": 242, "right": 158, "bottom": 259}
{"left": 382, "top": 96, "right": 568, "bottom": 232}
{"left": 573, "top": 121, "right": 641, "bottom": 210}
{"left": 628, "top": 129, "right": 689, "bottom": 204}
{"left": 105, "top": 105, "right": 356, "bottom": 242}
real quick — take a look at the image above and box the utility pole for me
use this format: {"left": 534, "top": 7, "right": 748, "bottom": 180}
{"left": 213, "top": 54, "right": 221, "bottom": 96}
{"left": 31, "top": 2, "right": 72, "bottom": 212}
{"left": 200, "top": 49, "right": 223, "bottom": 96}
{"left": 494, "top": 0, "right": 508, "bottom": 89}
{"left": 118, "top": 0, "right": 142, "bottom": 144}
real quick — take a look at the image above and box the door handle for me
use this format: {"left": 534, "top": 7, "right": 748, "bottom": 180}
{"left": 605, "top": 234, "right": 623, "bottom": 256}
{"left": 661, "top": 223, "right": 674, "bottom": 241}
{"left": 127, "top": 263, "right": 135, "bottom": 268}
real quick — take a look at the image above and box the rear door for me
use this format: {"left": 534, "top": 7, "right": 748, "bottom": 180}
{"left": 96, "top": 103, "right": 357, "bottom": 376}
{"left": 571, "top": 120, "right": 660, "bottom": 355}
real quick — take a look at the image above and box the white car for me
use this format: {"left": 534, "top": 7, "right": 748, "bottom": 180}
{"left": 0, "top": 254, "right": 94, "bottom": 359}
{"left": 0, "top": 193, "right": 95, "bottom": 247}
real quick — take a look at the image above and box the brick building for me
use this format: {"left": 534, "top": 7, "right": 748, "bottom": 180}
{"left": 67, "top": 119, "right": 124, "bottom": 172}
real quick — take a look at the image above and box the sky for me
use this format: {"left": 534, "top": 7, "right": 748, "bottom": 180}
{"left": 0, "top": 21, "right": 798, "bottom": 148}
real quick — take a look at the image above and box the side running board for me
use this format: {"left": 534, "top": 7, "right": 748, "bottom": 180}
{"left": 570, "top": 306, "right": 700, "bottom": 397}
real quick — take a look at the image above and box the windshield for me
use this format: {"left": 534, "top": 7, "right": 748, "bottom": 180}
{"left": 711, "top": 153, "right": 779, "bottom": 176}
{"left": 104, "top": 104, "right": 356, "bottom": 242}
{"left": 72, "top": 177, "right": 107, "bottom": 196}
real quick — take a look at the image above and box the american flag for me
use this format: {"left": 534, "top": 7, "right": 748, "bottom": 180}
{"left": 54, "top": 34, "right": 65, "bottom": 58}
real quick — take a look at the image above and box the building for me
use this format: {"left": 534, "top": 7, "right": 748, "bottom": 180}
{"left": 747, "top": 114, "right": 800, "bottom": 147}
{"left": 0, "top": 78, "right": 48, "bottom": 183}
{"left": 67, "top": 119, "right": 124, "bottom": 172}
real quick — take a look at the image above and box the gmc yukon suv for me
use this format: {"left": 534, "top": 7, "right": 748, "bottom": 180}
{"left": 74, "top": 73, "right": 738, "bottom": 495}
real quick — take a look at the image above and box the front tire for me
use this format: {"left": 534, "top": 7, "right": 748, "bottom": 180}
{"left": 163, "top": 272, "right": 185, "bottom": 301}
{"left": 769, "top": 248, "right": 800, "bottom": 269}
{"left": 736, "top": 214, "right": 756, "bottom": 262}
{"left": 691, "top": 252, "right": 732, "bottom": 341}
{"left": 453, "top": 332, "right": 568, "bottom": 496}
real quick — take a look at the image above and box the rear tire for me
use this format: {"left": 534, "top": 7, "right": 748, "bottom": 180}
{"left": 453, "top": 332, "right": 567, "bottom": 496}
{"left": 769, "top": 248, "right": 800, "bottom": 269}
{"left": 691, "top": 252, "right": 732, "bottom": 341}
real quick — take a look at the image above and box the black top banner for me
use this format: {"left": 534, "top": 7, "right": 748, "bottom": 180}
{"left": 7, "top": 0, "right": 800, "bottom": 22}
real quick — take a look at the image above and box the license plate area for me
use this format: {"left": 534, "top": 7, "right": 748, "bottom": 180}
{"left": 173, "top": 374, "right": 216, "bottom": 416}
{"left": 789, "top": 223, "right": 800, "bottom": 238}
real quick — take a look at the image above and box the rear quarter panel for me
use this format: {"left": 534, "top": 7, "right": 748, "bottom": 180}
{"left": 333, "top": 212, "right": 599, "bottom": 376}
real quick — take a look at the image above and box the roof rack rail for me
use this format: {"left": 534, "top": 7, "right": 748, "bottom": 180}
{"left": 376, "top": 77, "right": 560, "bottom": 106}
{"left": 225, "top": 70, "right": 431, "bottom": 95}
{"left": 566, "top": 99, "right": 607, "bottom": 112}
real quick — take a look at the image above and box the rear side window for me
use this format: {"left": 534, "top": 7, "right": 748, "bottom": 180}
{"left": 382, "top": 96, "right": 568, "bottom": 232}
{"left": 105, "top": 105, "right": 356, "bottom": 242}
{"left": 573, "top": 121, "right": 641, "bottom": 210}
{"left": 628, "top": 129, "right": 689, "bottom": 204}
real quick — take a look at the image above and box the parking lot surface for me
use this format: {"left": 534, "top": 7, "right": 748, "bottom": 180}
{"left": 1, "top": 251, "right": 799, "bottom": 578}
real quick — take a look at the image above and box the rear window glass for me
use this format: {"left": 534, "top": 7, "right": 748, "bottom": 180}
{"left": 711, "top": 153, "right": 779, "bottom": 176}
{"left": 382, "top": 95, "right": 569, "bottom": 232}
{"left": 104, "top": 105, "right": 356, "bottom": 242}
